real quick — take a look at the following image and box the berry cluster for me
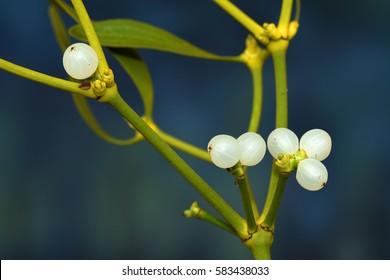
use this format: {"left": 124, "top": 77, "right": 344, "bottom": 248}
{"left": 207, "top": 128, "right": 332, "bottom": 191}
{"left": 268, "top": 128, "right": 331, "bottom": 191}
{"left": 207, "top": 132, "right": 266, "bottom": 169}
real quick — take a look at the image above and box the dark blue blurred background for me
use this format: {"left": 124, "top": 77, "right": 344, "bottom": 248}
{"left": 1, "top": 0, "right": 389, "bottom": 259}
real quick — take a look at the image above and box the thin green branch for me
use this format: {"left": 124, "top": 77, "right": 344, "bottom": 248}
{"left": 243, "top": 174, "right": 259, "bottom": 220}
{"left": 294, "top": 0, "right": 301, "bottom": 22}
{"left": 241, "top": 35, "right": 269, "bottom": 132}
{"left": 257, "top": 0, "right": 294, "bottom": 242}
{"left": 259, "top": 41, "right": 289, "bottom": 234}
{"left": 229, "top": 164, "right": 258, "bottom": 233}
{"left": 236, "top": 173, "right": 257, "bottom": 233}
{"left": 50, "top": 0, "right": 79, "bottom": 22}
{"left": 184, "top": 202, "right": 236, "bottom": 234}
{"left": 247, "top": 63, "right": 264, "bottom": 132}
{"left": 277, "top": 0, "right": 294, "bottom": 38}
{"left": 259, "top": 163, "right": 277, "bottom": 223}
{"left": 260, "top": 171, "right": 289, "bottom": 230}
{"left": 213, "top": 0, "right": 264, "bottom": 36}
{"left": 0, "top": 58, "right": 96, "bottom": 98}
{"left": 106, "top": 91, "right": 247, "bottom": 237}
{"left": 269, "top": 42, "right": 289, "bottom": 128}
{"left": 70, "top": 0, "right": 109, "bottom": 72}
{"left": 155, "top": 128, "right": 211, "bottom": 162}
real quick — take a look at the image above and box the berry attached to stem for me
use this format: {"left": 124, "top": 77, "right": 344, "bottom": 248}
{"left": 63, "top": 43, "right": 98, "bottom": 80}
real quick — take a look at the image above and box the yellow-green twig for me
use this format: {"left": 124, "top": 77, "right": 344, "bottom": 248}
{"left": 0, "top": 58, "right": 96, "bottom": 98}
{"left": 70, "top": 0, "right": 109, "bottom": 72}
{"left": 213, "top": 0, "right": 264, "bottom": 36}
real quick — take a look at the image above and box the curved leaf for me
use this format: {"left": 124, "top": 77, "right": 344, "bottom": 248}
{"left": 48, "top": 4, "right": 71, "bottom": 51}
{"left": 50, "top": 0, "right": 79, "bottom": 23}
{"left": 69, "top": 19, "right": 243, "bottom": 62}
{"left": 72, "top": 94, "right": 143, "bottom": 146}
{"left": 108, "top": 48, "right": 154, "bottom": 118}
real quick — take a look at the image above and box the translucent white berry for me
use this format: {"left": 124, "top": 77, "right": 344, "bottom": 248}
{"left": 237, "top": 132, "right": 266, "bottom": 166}
{"left": 267, "top": 128, "right": 299, "bottom": 159}
{"left": 63, "top": 43, "right": 98, "bottom": 80}
{"left": 207, "top": 135, "right": 240, "bottom": 169}
{"left": 300, "top": 129, "right": 332, "bottom": 161}
{"left": 296, "top": 159, "right": 328, "bottom": 191}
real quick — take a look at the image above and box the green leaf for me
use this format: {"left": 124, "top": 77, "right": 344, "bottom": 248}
{"left": 50, "top": 0, "right": 79, "bottom": 23}
{"left": 69, "top": 19, "right": 243, "bottom": 62}
{"left": 48, "top": 4, "right": 71, "bottom": 51}
{"left": 108, "top": 48, "right": 154, "bottom": 118}
{"left": 72, "top": 94, "right": 143, "bottom": 146}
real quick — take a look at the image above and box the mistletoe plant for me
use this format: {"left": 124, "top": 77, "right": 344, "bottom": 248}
{"left": 0, "top": 0, "right": 332, "bottom": 259}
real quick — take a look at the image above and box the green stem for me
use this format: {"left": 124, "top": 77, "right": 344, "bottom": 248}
{"left": 0, "top": 58, "right": 96, "bottom": 98}
{"left": 252, "top": 168, "right": 289, "bottom": 259}
{"left": 50, "top": 0, "right": 79, "bottom": 22}
{"left": 258, "top": 42, "right": 289, "bottom": 234}
{"left": 244, "top": 229, "right": 273, "bottom": 260}
{"left": 268, "top": 42, "right": 289, "bottom": 128}
{"left": 257, "top": 0, "right": 294, "bottom": 243}
{"left": 236, "top": 173, "right": 257, "bottom": 233}
{"left": 228, "top": 163, "right": 258, "bottom": 233}
{"left": 197, "top": 209, "right": 236, "bottom": 234}
{"left": 294, "top": 0, "right": 301, "bottom": 22}
{"left": 247, "top": 63, "right": 264, "bottom": 132}
{"left": 70, "top": 0, "right": 108, "bottom": 72}
{"left": 269, "top": 0, "right": 293, "bottom": 128}
{"left": 241, "top": 35, "right": 269, "bottom": 132}
{"left": 184, "top": 202, "right": 236, "bottom": 234}
{"left": 244, "top": 174, "right": 259, "bottom": 220}
{"left": 213, "top": 0, "right": 263, "bottom": 36}
{"left": 277, "top": 0, "right": 294, "bottom": 38}
{"left": 155, "top": 128, "right": 211, "bottom": 162}
{"left": 259, "top": 164, "right": 277, "bottom": 222}
{"left": 260, "top": 170, "right": 289, "bottom": 230}
{"left": 107, "top": 91, "right": 247, "bottom": 238}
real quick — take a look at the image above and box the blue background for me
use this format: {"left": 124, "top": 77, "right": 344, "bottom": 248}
{"left": 1, "top": 0, "right": 389, "bottom": 259}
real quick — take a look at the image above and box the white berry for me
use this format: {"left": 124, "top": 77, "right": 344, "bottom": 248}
{"left": 207, "top": 135, "right": 240, "bottom": 168}
{"left": 296, "top": 159, "right": 328, "bottom": 191}
{"left": 267, "top": 128, "right": 299, "bottom": 159}
{"left": 63, "top": 43, "right": 98, "bottom": 80}
{"left": 300, "top": 129, "right": 332, "bottom": 161}
{"left": 237, "top": 132, "right": 266, "bottom": 166}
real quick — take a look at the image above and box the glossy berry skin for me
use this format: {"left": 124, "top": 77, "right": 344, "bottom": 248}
{"left": 300, "top": 129, "right": 332, "bottom": 161}
{"left": 296, "top": 159, "right": 328, "bottom": 191}
{"left": 207, "top": 135, "right": 240, "bottom": 169}
{"left": 237, "top": 132, "right": 266, "bottom": 166}
{"left": 63, "top": 43, "right": 98, "bottom": 80}
{"left": 267, "top": 128, "right": 299, "bottom": 159}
